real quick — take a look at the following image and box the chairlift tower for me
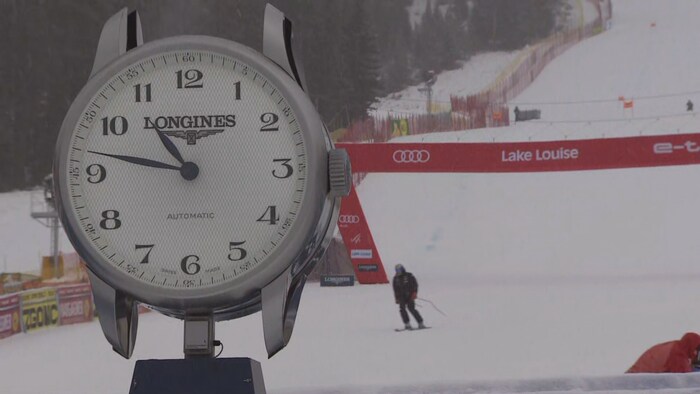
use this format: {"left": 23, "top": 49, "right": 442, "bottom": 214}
{"left": 418, "top": 70, "right": 437, "bottom": 115}
{"left": 30, "top": 174, "right": 60, "bottom": 278}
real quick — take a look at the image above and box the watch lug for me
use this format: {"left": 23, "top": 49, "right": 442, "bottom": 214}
{"left": 90, "top": 8, "right": 143, "bottom": 78}
{"left": 261, "top": 267, "right": 307, "bottom": 358}
{"left": 88, "top": 271, "right": 139, "bottom": 359}
{"left": 263, "top": 4, "right": 307, "bottom": 91}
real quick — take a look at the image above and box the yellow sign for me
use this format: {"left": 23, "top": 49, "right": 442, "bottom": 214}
{"left": 21, "top": 288, "right": 59, "bottom": 332}
{"left": 12, "top": 311, "right": 19, "bottom": 332}
{"left": 391, "top": 119, "right": 409, "bottom": 137}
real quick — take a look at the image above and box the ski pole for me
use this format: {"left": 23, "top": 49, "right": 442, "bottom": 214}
{"left": 417, "top": 297, "right": 447, "bottom": 317}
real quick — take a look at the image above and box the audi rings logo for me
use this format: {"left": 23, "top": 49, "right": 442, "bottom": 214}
{"left": 339, "top": 215, "right": 360, "bottom": 224}
{"left": 392, "top": 150, "right": 430, "bottom": 163}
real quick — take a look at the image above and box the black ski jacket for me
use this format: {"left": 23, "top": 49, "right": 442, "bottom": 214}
{"left": 393, "top": 272, "right": 418, "bottom": 303}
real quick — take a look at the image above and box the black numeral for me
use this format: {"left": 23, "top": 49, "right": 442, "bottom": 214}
{"left": 86, "top": 164, "right": 106, "bottom": 184}
{"left": 176, "top": 69, "right": 204, "bottom": 89}
{"left": 101, "top": 116, "right": 128, "bottom": 136}
{"left": 257, "top": 206, "right": 279, "bottom": 225}
{"left": 99, "top": 210, "right": 121, "bottom": 230}
{"left": 134, "top": 83, "right": 152, "bottom": 102}
{"left": 181, "top": 255, "right": 201, "bottom": 275}
{"left": 272, "top": 159, "right": 293, "bottom": 179}
{"left": 69, "top": 167, "right": 80, "bottom": 180}
{"left": 260, "top": 113, "right": 279, "bottom": 132}
{"left": 228, "top": 241, "right": 247, "bottom": 262}
{"left": 83, "top": 110, "right": 97, "bottom": 123}
{"left": 233, "top": 81, "right": 241, "bottom": 100}
{"left": 135, "top": 244, "right": 155, "bottom": 264}
{"left": 125, "top": 68, "right": 139, "bottom": 80}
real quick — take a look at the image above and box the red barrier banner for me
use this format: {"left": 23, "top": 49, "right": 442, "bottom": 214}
{"left": 337, "top": 187, "right": 389, "bottom": 284}
{"left": 0, "top": 294, "right": 21, "bottom": 339}
{"left": 338, "top": 134, "right": 700, "bottom": 173}
{"left": 57, "top": 284, "right": 94, "bottom": 326}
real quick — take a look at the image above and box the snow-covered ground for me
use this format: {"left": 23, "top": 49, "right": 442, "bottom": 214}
{"left": 4, "top": 0, "right": 700, "bottom": 393}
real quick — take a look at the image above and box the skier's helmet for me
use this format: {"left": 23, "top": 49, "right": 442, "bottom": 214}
{"left": 395, "top": 264, "right": 406, "bottom": 274}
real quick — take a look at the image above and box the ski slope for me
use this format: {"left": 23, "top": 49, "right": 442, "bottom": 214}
{"left": 3, "top": 0, "right": 700, "bottom": 393}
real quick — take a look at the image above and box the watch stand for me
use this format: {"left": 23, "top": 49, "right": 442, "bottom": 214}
{"left": 129, "top": 316, "right": 266, "bottom": 394}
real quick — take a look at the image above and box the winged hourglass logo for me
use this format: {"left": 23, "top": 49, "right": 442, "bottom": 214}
{"left": 162, "top": 129, "right": 225, "bottom": 145}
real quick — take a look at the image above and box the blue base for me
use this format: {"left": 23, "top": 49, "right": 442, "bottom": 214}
{"left": 129, "top": 357, "right": 265, "bottom": 394}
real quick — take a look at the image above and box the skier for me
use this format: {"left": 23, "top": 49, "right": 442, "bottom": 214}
{"left": 626, "top": 332, "right": 700, "bottom": 373}
{"left": 392, "top": 264, "right": 426, "bottom": 330}
{"left": 687, "top": 100, "right": 694, "bottom": 112}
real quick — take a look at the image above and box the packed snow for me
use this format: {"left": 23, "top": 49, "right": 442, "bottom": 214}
{"left": 3, "top": 0, "right": 700, "bottom": 393}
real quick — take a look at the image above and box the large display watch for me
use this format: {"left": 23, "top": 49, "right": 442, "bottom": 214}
{"left": 53, "top": 6, "right": 351, "bottom": 359}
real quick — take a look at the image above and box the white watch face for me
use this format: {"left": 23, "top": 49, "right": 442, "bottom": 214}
{"left": 63, "top": 49, "right": 307, "bottom": 290}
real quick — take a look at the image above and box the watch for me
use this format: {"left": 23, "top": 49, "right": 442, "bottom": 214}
{"left": 53, "top": 6, "right": 351, "bottom": 359}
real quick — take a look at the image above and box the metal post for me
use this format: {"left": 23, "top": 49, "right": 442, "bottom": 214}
{"left": 426, "top": 85, "right": 433, "bottom": 115}
{"left": 51, "top": 217, "right": 59, "bottom": 278}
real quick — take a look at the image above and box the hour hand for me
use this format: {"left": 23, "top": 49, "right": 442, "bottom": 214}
{"left": 153, "top": 127, "right": 185, "bottom": 164}
{"left": 87, "top": 150, "right": 181, "bottom": 171}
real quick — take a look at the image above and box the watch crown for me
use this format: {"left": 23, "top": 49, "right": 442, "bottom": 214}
{"left": 328, "top": 148, "right": 351, "bottom": 197}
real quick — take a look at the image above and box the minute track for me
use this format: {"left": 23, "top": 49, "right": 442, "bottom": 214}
{"left": 62, "top": 46, "right": 311, "bottom": 292}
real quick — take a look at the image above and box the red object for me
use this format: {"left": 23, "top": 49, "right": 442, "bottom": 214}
{"left": 410, "top": 292, "right": 417, "bottom": 300}
{"left": 57, "top": 284, "right": 94, "bottom": 326}
{"left": 627, "top": 333, "right": 700, "bottom": 373}
{"left": 338, "top": 133, "right": 700, "bottom": 174}
{"left": 337, "top": 186, "right": 389, "bottom": 284}
{"left": 623, "top": 99, "right": 634, "bottom": 109}
{"left": 0, "top": 294, "right": 21, "bottom": 339}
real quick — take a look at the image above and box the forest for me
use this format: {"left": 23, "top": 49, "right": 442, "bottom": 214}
{"left": 0, "top": 0, "right": 567, "bottom": 191}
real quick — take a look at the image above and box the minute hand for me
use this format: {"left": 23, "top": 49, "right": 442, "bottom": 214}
{"left": 87, "top": 150, "right": 181, "bottom": 171}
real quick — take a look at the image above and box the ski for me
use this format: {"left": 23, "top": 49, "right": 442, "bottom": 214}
{"left": 395, "top": 326, "right": 431, "bottom": 332}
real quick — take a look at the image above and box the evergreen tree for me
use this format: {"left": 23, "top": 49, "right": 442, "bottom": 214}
{"left": 343, "top": 1, "right": 382, "bottom": 119}
{"left": 0, "top": 0, "right": 572, "bottom": 191}
{"left": 470, "top": 0, "right": 567, "bottom": 50}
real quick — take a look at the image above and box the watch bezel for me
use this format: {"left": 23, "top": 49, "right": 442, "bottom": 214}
{"left": 54, "top": 35, "right": 331, "bottom": 315}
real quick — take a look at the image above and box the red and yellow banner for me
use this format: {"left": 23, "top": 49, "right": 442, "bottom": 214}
{"left": 57, "top": 284, "right": 94, "bottom": 326}
{"left": 0, "top": 294, "right": 21, "bottom": 339}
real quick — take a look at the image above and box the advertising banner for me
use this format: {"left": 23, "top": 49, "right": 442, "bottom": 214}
{"left": 57, "top": 284, "right": 94, "bottom": 326}
{"left": 21, "top": 288, "right": 59, "bottom": 332}
{"left": 338, "top": 133, "right": 700, "bottom": 174}
{"left": 337, "top": 187, "right": 388, "bottom": 284}
{"left": 320, "top": 275, "right": 355, "bottom": 287}
{"left": 0, "top": 294, "right": 21, "bottom": 339}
